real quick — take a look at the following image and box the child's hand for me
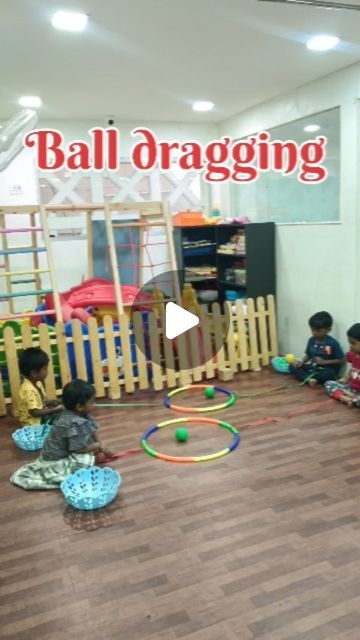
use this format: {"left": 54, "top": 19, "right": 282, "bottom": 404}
{"left": 338, "top": 377, "right": 348, "bottom": 385}
{"left": 53, "top": 405, "right": 63, "bottom": 413}
{"left": 293, "top": 360, "right": 303, "bottom": 369}
{"left": 45, "top": 399, "right": 60, "bottom": 408}
{"left": 101, "top": 447, "right": 115, "bottom": 459}
{"left": 314, "top": 357, "right": 327, "bottom": 365}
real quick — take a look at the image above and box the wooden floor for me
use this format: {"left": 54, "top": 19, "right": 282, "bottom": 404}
{"left": 1, "top": 370, "right": 360, "bottom": 640}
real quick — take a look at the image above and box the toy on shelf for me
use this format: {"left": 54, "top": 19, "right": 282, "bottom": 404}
{"left": 217, "top": 230, "right": 246, "bottom": 256}
{"left": 182, "top": 239, "right": 216, "bottom": 257}
{"left": 185, "top": 265, "right": 217, "bottom": 283}
{"left": 219, "top": 217, "right": 250, "bottom": 225}
{"left": 224, "top": 264, "right": 247, "bottom": 287}
{"left": 173, "top": 210, "right": 204, "bottom": 227}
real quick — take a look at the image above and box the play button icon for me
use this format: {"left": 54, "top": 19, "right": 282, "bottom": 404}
{"left": 165, "top": 302, "right": 199, "bottom": 340}
{"left": 130, "top": 269, "right": 231, "bottom": 370}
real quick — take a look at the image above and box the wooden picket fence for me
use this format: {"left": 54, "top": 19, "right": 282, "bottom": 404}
{"left": 0, "top": 295, "right": 278, "bottom": 417}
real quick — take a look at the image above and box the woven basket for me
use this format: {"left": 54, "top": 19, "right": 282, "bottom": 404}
{"left": 60, "top": 466, "right": 121, "bottom": 510}
{"left": 12, "top": 423, "right": 52, "bottom": 451}
{"left": 271, "top": 357, "right": 291, "bottom": 374}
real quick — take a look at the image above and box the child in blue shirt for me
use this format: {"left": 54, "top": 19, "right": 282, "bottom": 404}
{"left": 291, "top": 311, "right": 344, "bottom": 387}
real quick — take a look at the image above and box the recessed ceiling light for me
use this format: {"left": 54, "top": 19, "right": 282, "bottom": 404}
{"left": 52, "top": 10, "right": 88, "bottom": 32}
{"left": 18, "top": 96, "right": 42, "bottom": 108}
{"left": 306, "top": 35, "right": 339, "bottom": 51}
{"left": 192, "top": 101, "right": 214, "bottom": 112}
{"left": 304, "top": 124, "right": 321, "bottom": 133}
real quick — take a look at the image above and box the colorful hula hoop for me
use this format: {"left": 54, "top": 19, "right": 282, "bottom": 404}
{"left": 141, "top": 417, "right": 240, "bottom": 463}
{"left": 164, "top": 384, "right": 236, "bottom": 414}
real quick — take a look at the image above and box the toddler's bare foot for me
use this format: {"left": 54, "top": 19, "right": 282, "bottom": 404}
{"left": 308, "top": 379, "right": 317, "bottom": 388}
{"left": 340, "top": 395, "right": 356, "bottom": 408}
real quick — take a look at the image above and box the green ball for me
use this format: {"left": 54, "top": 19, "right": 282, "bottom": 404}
{"left": 175, "top": 428, "right": 189, "bottom": 443}
{"left": 205, "top": 386, "right": 216, "bottom": 399}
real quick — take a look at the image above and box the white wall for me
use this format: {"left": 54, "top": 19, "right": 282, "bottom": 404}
{"left": 219, "top": 62, "right": 360, "bottom": 357}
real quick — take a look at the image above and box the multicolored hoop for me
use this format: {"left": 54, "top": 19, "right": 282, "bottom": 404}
{"left": 164, "top": 384, "right": 236, "bottom": 414}
{"left": 141, "top": 417, "right": 240, "bottom": 463}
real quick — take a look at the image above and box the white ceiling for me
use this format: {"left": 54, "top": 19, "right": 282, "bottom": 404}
{"left": 1, "top": 0, "right": 360, "bottom": 122}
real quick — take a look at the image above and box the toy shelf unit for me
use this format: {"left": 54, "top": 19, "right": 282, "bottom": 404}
{"left": 173, "top": 222, "right": 275, "bottom": 305}
{"left": 0, "top": 206, "right": 62, "bottom": 323}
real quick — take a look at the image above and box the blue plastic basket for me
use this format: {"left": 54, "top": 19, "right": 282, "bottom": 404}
{"left": 60, "top": 466, "right": 121, "bottom": 510}
{"left": 271, "top": 356, "right": 291, "bottom": 374}
{"left": 12, "top": 423, "right": 52, "bottom": 451}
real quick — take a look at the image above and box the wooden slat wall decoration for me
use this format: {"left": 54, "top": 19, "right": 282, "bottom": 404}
{"left": 3, "top": 326, "right": 21, "bottom": 416}
{"left": 257, "top": 296, "right": 270, "bottom": 366}
{"left": 0, "top": 297, "right": 278, "bottom": 415}
{"left": 132, "top": 312, "right": 150, "bottom": 390}
{"left": 103, "top": 315, "right": 121, "bottom": 400}
{"left": 235, "top": 299, "right": 249, "bottom": 371}
{"left": 20, "top": 325, "right": 33, "bottom": 349}
{"left": 224, "top": 302, "right": 238, "bottom": 373}
{"left": 119, "top": 314, "right": 135, "bottom": 394}
{"left": 159, "top": 312, "right": 177, "bottom": 389}
{"left": 199, "top": 306, "right": 215, "bottom": 380}
{"left": 148, "top": 312, "right": 163, "bottom": 391}
{"left": 55, "top": 321, "right": 72, "bottom": 389}
{"left": 212, "top": 303, "right": 226, "bottom": 372}
{"left": 177, "top": 333, "right": 192, "bottom": 386}
{"left": 247, "top": 298, "right": 261, "bottom": 372}
{"left": 0, "top": 370, "right": 6, "bottom": 416}
{"left": 189, "top": 327, "right": 202, "bottom": 383}
{"left": 71, "top": 319, "right": 88, "bottom": 382}
{"left": 87, "top": 317, "right": 105, "bottom": 398}
{"left": 38, "top": 323, "right": 57, "bottom": 399}
{"left": 267, "top": 294, "right": 279, "bottom": 358}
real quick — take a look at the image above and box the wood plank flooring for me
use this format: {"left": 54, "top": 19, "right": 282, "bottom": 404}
{"left": 1, "top": 370, "right": 360, "bottom": 639}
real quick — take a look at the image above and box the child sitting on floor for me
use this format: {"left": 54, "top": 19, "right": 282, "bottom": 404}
{"left": 290, "top": 311, "right": 344, "bottom": 387}
{"left": 18, "top": 348, "right": 63, "bottom": 426}
{"left": 11, "top": 379, "right": 114, "bottom": 490}
{"left": 325, "top": 323, "right": 360, "bottom": 407}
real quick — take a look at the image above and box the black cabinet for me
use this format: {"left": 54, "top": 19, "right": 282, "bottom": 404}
{"left": 173, "top": 222, "right": 275, "bottom": 302}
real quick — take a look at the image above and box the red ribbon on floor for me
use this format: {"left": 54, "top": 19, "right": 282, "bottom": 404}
{"left": 286, "top": 399, "right": 333, "bottom": 418}
{"left": 96, "top": 449, "right": 143, "bottom": 465}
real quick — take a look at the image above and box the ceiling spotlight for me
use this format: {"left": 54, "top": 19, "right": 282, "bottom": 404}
{"left": 52, "top": 10, "right": 88, "bottom": 32}
{"left": 304, "top": 124, "right": 321, "bottom": 132}
{"left": 18, "top": 96, "right": 42, "bottom": 108}
{"left": 306, "top": 35, "right": 339, "bottom": 51}
{"left": 192, "top": 101, "right": 214, "bottom": 112}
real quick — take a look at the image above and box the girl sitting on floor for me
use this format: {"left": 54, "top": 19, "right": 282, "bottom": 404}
{"left": 11, "top": 379, "right": 113, "bottom": 490}
{"left": 325, "top": 323, "right": 360, "bottom": 408}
